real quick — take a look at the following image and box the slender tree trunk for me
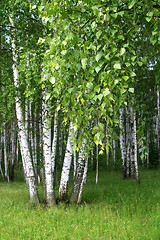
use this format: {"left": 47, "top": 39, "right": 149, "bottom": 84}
{"left": 0, "top": 132, "right": 4, "bottom": 178}
{"left": 70, "top": 140, "right": 86, "bottom": 204}
{"left": 77, "top": 156, "right": 88, "bottom": 204}
{"left": 105, "top": 124, "right": 109, "bottom": 167}
{"left": 140, "top": 139, "right": 145, "bottom": 168}
{"left": 73, "top": 137, "right": 77, "bottom": 178}
{"left": 42, "top": 95, "right": 56, "bottom": 207}
{"left": 147, "top": 128, "right": 150, "bottom": 168}
{"left": 119, "top": 107, "right": 126, "bottom": 178}
{"left": 126, "top": 105, "right": 130, "bottom": 178}
{"left": 51, "top": 109, "right": 58, "bottom": 177}
{"left": 113, "top": 138, "right": 116, "bottom": 167}
{"left": 59, "top": 121, "right": 63, "bottom": 166}
{"left": 96, "top": 144, "right": 98, "bottom": 184}
{"left": 58, "top": 122, "right": 73, "bottom": 202}
{"left": 157, "top": 86, "right": 160, "bottom": 167}
{"left": 9, "top": 15, "right": 39, "bottom": 204}
{"left": 10, "top": 124, "right": 16, "bottom": 181}
{"left": 133, "top": 111, "right": 140, "bottom": 183}
{"left": 91, "top": 150, "right": 94, "bottom": 170}
{"left": 3, "top": 126, "right": 9, "bottom": 182}
{"left": 130, "top": 107, "right": 135, "bottom": 179}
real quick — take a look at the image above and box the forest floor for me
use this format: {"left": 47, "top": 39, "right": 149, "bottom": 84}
{"left": 0, "top": 169, "right": 160, "bottom": 239}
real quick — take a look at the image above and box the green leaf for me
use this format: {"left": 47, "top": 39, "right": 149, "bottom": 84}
{"left": 150, "top": 37, "right": 157, "bottom": 45}
{"left": 120, "top": 47, "right": 126, "bottom": 56}
{"left": 105, "top": 53, "right": 110, "bottom": 60}
{"left": 113, "top": 63, "right": 121, "bottom": 69}
{"left": 128, "top": 88, "right": 134, "bottom": 93}
{"left": 98, "top": 122, "right": 104, "bottom": 130}
{"left": 97, "top": 94, "right": 103, "bottom": 101}
{"left": 122, "top": 76, "right": 129, "bottom": 81}
{"left": 32, "top": 5, "right": 36, "bottom": 9}
{"left": 95, "top": 66, "right": 101, "bottom": 73}
{"left": 95, "top": 52, "right": 102, "bottom": 62}
{"left": 146, "top": 17, "right": 152, "bottom": 22}
{"left": 128, "top": 0, "right": 136, "bottom": 9}
{"left": 49, "top": 77, "right": 55, "bottom": 84}
{"left": 86, "top": 82, "right": 93, "bottom": 89}
{"left": 103, "top": 88, "right": 110, "bottom": 96}
{"left": 120, "top": 88, "right": 126, "bottom": 94}
{"left": 61, "top": 50, "right": 67, "bottom": 55}
{"left": 68, "top": 87, "right": 74, "bottom": 93}
{"left": 96, "top": 30, "right": 102, "bottom": 39}
{"left": 81, "top": 58, "right": 87, "bottom": 69}
{"left": 130, "top": 71, "right": 136, "bottom": 77}
{"left": 45, "top": 93, "right": 51, "bottom": 101}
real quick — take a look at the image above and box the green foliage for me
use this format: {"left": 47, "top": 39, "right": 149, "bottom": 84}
{"left": 37, "top": 0, "right": 160, "bottom": 150}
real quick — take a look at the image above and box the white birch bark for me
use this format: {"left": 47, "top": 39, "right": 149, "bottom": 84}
{"left": 119, "top": 107, "right": 126, "bottom": 177}
{"left": 133, "top": 111, "right": 140, "bottom": 183}
{"left": 91, "top": 150, "right": 94, "bottom": 170}
{"left": 126, "top": 105, "right": 130, "bottom": 178}
{"left": 58, "top": 122, "right": 73, "bottom": 201}
{"left": 3, "top": 126, "right": 9, "bottom": 182}
{"left": 0, "top": 132, "right": 4, "bottom": 178}
{"left": 140, "top": 139, "right": 145, "bottom": 168}
{"left": 113, "top": 138, "right": 116, "bottom": 167}
{"left": 96, "top": 144, "right": 98, "bottom": 184}
{"left": 51, "top": 109, "right": 58, "bottom": 175}
{"left": 157, "top": 86, "right": 160, "bottom": 167}
{"left": 9, "top": 15, "right": 39, "bottom": 204}
{"left": 105, "top": 123, "right": 109, "bottom": 167}
{"left": 77, "top": 156, "right": 88, "bottom": 204}
{"left": 11, "top": 124, "right": 16, "bottom": 181}
{"left": 42, "top": 95, "right": 56, "bottom": 207}
{"left": 73, "top": 149, "right": 77, "bottom": 178}
{"left": 59, "top": 121, "right": 63, "bottom": 166}
{"left": 70, "top": 139, "right": 86, "bottom": 204}
{"left": 147, "top": 128, "right": 150, "bottom": 167}
{"left": 130, "top": 107, "right": 135, "bottom": 179}
{"left": 16, "top": 137, "right": 19, "bottom": 167}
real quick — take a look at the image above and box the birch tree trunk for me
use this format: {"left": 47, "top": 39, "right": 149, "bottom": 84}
{"left": 59, "top": 121, "right": 63, "bottom": 166}
{"left": 126, "top": 105, "right": 130, "bottom": 178}
{"left": 70, "top": 139, "right": 86, "bottom": 204}
{"left": 3, "top": 126, "right": 9, "bottom": 182}
{"left": 96, "top": 144, "right": 98, "bottom": 184}
{"left": 58, "top": 122, "right": 73, "bottom": 202}
{"left": 157, "top": 86, "right": 160, "bottom": 167}
{"left": 133, "top": 110, "right": 140, "bottom": 183}
{"left": 77, "top": 156, "right": 88, "bottom": 204}
{"left": 113, "top": 138, "right": 116, "bottom": 167}
{"left": 130, "top": 107, "right": 135, "bottom": 179}
{"left": 105, "top": 125, "right": 109, "bottom": 167}
{"left": 10, "top": 124, "right": 16, "bottom": 181}
{"left": 9, "top": 15, "right": 39, "bottom": 204}
{"left": 51, "top": 109, "right": 58, "bottom": 176}
{"left": 147, "top": 129, "right": 150, "bottom": 168}
{"left": 119, "top": 107, "right": 126, "bottom": 178}
{"left": 42, "top": 95, "right": 56, "bottom": 207}
{"left": 0, "top": 132, "right": 4, "bottom": 178}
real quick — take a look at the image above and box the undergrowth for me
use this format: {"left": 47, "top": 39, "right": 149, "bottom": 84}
{"left": 0, "top": 170, "right": 160, "bottom": 239}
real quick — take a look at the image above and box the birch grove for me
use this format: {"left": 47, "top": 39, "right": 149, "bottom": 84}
{"left": 0, "top": 0, "right": 160, "bottom": 207}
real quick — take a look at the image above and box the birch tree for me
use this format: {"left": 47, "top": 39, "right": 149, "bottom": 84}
{"left": 42, "top": 93, "right": 56, "bottom": 207}
{"left": 70, "top": 139, "right": 87, "bottom": 204}
{"left": 58, "top": 122, "right": 73, "bottom": 202}
{"left": 9, "top": 15, "right": 39, "bottom": 204}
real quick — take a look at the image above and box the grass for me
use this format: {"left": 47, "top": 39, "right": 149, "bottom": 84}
{"left": 0, "top": 170, "right": 160, "bottom": 239}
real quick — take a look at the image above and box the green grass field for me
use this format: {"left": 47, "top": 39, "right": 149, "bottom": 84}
{"left": 0, "top": 170, "right": 160, "bottom": 240}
